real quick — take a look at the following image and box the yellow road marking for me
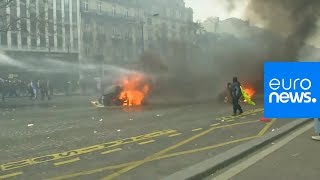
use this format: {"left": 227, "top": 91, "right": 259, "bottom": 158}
{"left": 210, "top": 123, "right": 220, "bottom": 127}
{"left": 54, "top": 158, "right": 80, "bottom": 166}
{"left": 257, "top": 119, "right": 277, "bottom": 136}
{"left": 168, "top": 133, "right": 182, "bottom": 137}
{"left": 138, "top": 140, "right": 155, "bottom": 145}
{"left": 101, "top": 148, "right": 122, "bottom": 155}
{"left": 157, "top": 136, "right": 258, "bottom": 159}
{"left": 48, "top": 135, "right": 259, "bottom": 180}
{"left": 102, "top": 120, "right": 259, "bottom": 179}
{"left": 0, "top": 172, "right": 23, "bottom": 179}
{"left": 216, "top": 108, "right": 263, "bottom": 121}
{"left": 46, "top": 162, "right": 133, "bottom": 180}
{"left": 0, "top": 129, "right": 177, "bottom": 171}
{"left": 192, "top": 128, "right": 203, "bottom": 132}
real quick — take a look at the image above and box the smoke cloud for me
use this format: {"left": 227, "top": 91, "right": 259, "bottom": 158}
{"left": 245, "top": 0, "right": 320, "bottom": 60}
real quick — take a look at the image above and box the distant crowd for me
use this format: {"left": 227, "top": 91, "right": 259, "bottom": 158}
{"left": 0, "top": 78, "right": 54, "bottom": 101}
{"left": 0, "top": 76, "right": 105, "bottom": 102}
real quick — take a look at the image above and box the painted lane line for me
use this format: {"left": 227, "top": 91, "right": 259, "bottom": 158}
{"left": 0, "top": 129, "right": 177, "bottom": 171}
{"left": 47, "top": 120, "right": 261, "bottom": 180}
{"left": 192, "top": 128, "right": 203, "bottom": 132}
{"left": 54, "top": 158, "right": 80, "bottom": 166}
{"left": 102, "top": 120, "right": 259, "bottom": 179}
{"left": 257, "top": 119, "right": 277, "bottom": 136}
{"left": 227, "top": 120, "right": 235, "bottom": 122}
{"left": 0, "top": 172, "right": 23, "bottom": 179}
{"left": 210, "top": 123, "right": 220, "bottom": 127}
{"left": 138, "top": 140, "right": 155, "bottom": 145}
{"left": 216, "top": 108, "right": 264, "bottom": 121}
{"left": 48, "top": 136, "right": 259, "bottom": 180}
{"left": 101, "top": 148, "right": 122, "bottom": 155}
{"left": 168, "top": 133, "right": 182, "bottom": 137}
{"left": 213, "top": 123, "right": 313, "bottom": 180}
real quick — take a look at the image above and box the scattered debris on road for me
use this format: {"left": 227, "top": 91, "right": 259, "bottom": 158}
{"left": 291, "top": 153, "right": 300, "bottom": 157}
{"left": 28, "top": 124, "right": 34, "bottom": 127}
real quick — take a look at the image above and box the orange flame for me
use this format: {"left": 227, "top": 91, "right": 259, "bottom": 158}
{"left": 242, "top": 87, "right": 256, "bottom": 99}
{"left": 241, "top": 87, "right": 256, "bottom": 103}
{"left": 118, "top": 73, "right": 150, "bottom": 106}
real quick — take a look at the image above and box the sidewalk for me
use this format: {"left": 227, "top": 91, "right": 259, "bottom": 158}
{"left": 215, "top": 122, "right": 319, "bottom": 180}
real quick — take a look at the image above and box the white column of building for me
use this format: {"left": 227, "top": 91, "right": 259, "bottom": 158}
{"left": 77, "top": 0, "right": 81, "bottom": 54}
{"left": 45, "top": 0, "right": 49, "bottom": 49}
{"left": 6, "top": 4, "right": 11, "bottom": 48}
{"left": 53, "top": 0, "right": 57, "bottom": 50}
{"left": 36, "top": 0, "right": 40, "bottom": 47}
{"left": 26, "top": 0, "right": 31, "bottom": 48}
{"left": 77, "top": 0, "right": 83, "bottom": 78}
{"left": 16, "top": 0, "right": 21, "bottom": 48}
{"left": 61, "top": 0, "right": 66, "bottom": 51}
{"left": 69, "top": 0, "right": 73, "bottom": 50}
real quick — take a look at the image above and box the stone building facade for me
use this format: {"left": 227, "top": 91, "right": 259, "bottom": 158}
{"left": 0, "top": 0, "right": 81, "bottom": 81}
{"left": 79, "top": 0, "right": 194, "bottom": 77}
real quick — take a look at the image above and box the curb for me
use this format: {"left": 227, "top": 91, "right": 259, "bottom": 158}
{"left": 162, "top": 119, "right": 312, "bottom": 180}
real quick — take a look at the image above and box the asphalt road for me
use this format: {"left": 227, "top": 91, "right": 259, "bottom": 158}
{"left": 0, "top": 96, "right": 290, "bottom": 179}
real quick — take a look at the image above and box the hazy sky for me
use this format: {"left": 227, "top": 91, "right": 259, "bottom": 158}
{"left": 184, "top": 0, "right": 319, "bottom": 48}
{"left": 184, "top": 0, "right": 248, "bottom": 21}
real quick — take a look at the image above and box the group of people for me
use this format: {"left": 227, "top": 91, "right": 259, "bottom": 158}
{"left": 0, "top": 78, "right": 52, "bottom": 101}
{"left": 28, "top": 79, "right": 52, "bottom": 100}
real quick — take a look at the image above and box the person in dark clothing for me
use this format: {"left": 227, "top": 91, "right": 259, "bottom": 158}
{"left": 229, "top": 77, "right": 243, "bottom": 116}
{"left": 40, "top": 79, "right": 50, "bottom": 100}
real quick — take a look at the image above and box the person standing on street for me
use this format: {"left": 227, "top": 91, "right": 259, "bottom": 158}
{"left": 312, "top": 118, "right": 320, "bottom": 141}
{"left": 230, "top": 77, "right": 243, "bottom": 116}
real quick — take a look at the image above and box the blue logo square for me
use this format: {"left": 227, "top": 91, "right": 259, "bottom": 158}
{"left": 264, "top": 62, "right": 320, "bottom": 118}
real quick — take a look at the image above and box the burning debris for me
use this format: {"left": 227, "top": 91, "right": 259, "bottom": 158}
{"left": 91, "top": 72, "right": 150, "bottom": 107}
{"left": 117, "top": 73, "right": 150, "bottom": 106}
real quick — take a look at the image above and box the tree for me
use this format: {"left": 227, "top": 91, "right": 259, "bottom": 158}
{"left": 0, "top": 0, "right": 28, "bottom": 33}
{"left": 0, "top": 0, "right": 59, "bottom": 51}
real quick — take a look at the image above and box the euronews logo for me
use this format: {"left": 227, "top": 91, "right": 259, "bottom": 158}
{"left": 268, "top": 78, "right": 317, "bottom": 104}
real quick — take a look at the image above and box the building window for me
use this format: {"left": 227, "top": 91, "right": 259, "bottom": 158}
{"left": 147, "top": 18, "right": 152, "bottom": 25}
{"left": 112, "top": 6, "right": 116, "bottom": 16}
{"left": 125, "top": 30, "right": 131, "bottom": 39}
{"left": 99, "top": 25, "right": 104, "bottom": 34}
{"left": 125, "top": 9, "right": 129, "bottom": 17}
{"left": 83, "top": 0, "right": 88, "bottom": 12}
{"left": 84, "top": 23, "right": 89, "bottom": 31}
{"left": 64, "top": 0, "right": 69, "bottom": 12}
{"left": 97, "top": 0, "right": 102, "bottom": 14}
{"left": 112, "top": 27, "right": 117, "bottom": 35}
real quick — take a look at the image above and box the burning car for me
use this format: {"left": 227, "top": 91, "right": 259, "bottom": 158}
{"left": 91, "top": 72, "right": 150, "bottom": 107}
